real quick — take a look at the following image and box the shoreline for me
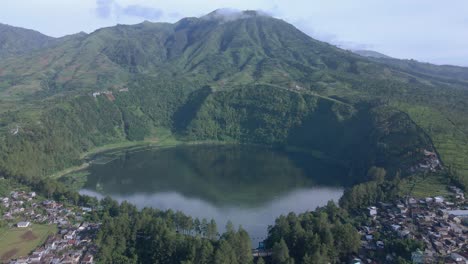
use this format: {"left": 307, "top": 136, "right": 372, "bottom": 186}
{"left": 48, "top": 137, "right": 238, "bottom": 179}
{"left": 48, "top": 135, "right": 341, "bottom": 179}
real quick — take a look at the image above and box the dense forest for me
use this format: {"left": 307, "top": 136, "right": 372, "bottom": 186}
{"left": 0, "top": 80, "right": 431, "bottom": 186}
{"left": 0, "top": 9, "right": 467, "bottom": 263}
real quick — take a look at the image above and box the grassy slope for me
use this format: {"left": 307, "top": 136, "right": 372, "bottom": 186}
{"left": 0, "top": 224, "right": 57, "bottom": 261}
{"left": 394, "top": 103, "right": 468, "bottom": 187}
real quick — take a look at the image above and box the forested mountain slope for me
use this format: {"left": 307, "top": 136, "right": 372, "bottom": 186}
{"left": 0, "top": 10, "right": 467, "bottom": 188}
{"left": 0, "top": 23, "right": 55, "bottom": 59}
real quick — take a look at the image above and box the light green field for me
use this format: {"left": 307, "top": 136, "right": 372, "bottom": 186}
{"left": 0, "top": 224, "right": 57, "bottom": 261}
{"left": 394, "top": 103, "right": 468, "bottom": 189}
{"left": 399, "top": 173, "right": 451, "bottom": 198}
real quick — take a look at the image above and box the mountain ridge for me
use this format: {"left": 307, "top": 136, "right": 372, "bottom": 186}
{"left": 0, "top": 22, "right": 55, "bottom": 58}
{"left": 0, "top": 10, "right": 467, "bottom": 189}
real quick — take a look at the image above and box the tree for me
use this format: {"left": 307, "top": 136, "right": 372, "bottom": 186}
{"left": 367, "top": 166, "right": 386, "bottom": 182}
{"left": 206, "top": 219, "right": 218, "bottom": 240}
{"left": 214, "top": 240, "right": 237, "bottom": 264}
{"left": 272, "top": 239, "right": 294, "bottom": 264}
{"left": 257, "top": 257, "right": 265, "bottom": 264}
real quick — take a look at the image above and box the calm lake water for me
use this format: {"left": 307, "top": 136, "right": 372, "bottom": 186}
{"left": 78, "top": 144, "right": 346, "bottom": 246}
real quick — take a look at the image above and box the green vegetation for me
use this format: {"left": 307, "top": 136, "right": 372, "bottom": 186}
{"left": 266, "top": 202, "right": 360, "bottom": 263}
{"left": 0, "top": 224, "right": 57, "bottom": 261}
{"left": 1, "top": 10, "right": 463, "bottom": 188}
{"left": 398, "top": 172, "right": 452, "bottom": 198}
{"left": 0, "top": 9, "right": 467, "bottom": 263}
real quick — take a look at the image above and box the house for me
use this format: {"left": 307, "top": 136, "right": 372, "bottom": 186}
{"left": 17, "top": 221, "right": 31, "bottom": 228}
{"left": 350, "top": 258, "right": 362, "bottom": 264}
{"left": 445, "top": 209, "right": 468, "bottom": 218}
{"left": 408, "top": 197, "right": 417, "bottom": 205}
{"left": 376, "top": 241, "right": 384, "bottom": 248}
{"left": 450, "top": 253, "right": 466, "bottom": 262}
{"left": 81, "top": 207, "right": 92, "bottom": 212}
{"left": 28, "top": 253, "right": 42, "bottom": 262}
{"left": 411, "top": 249, "right": 424, "bottom": 264}
{"left": 81, "top": 254, "right": 94, "bottom": 264}
{"left": 434, "top": 196, "right": 444, "bottom": 203}
{"left": 368, "top": 206, "right": 377, "bottom": 217}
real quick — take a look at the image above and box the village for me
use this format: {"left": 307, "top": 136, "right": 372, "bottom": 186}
{"left": 356, "top": 185, "right": 468, "bottom": 263}
{"left": 1, "top": 190, "right": 99, "bottom": 264}
{"left": 410, "top": 149, "right": 442, "bottom": 173}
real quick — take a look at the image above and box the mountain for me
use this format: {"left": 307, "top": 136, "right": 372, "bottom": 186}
{"left": 0, "top": 10, "right": 467, "bottom": 188}
{"left": 0, "top": 23, "right": 55, "bottom": 58}
{"left": 353, "top": 49, "right": 392, "bottom": 59}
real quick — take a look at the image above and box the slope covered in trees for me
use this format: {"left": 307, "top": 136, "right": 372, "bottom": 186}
{"left": 0, "top": 23, "right": 55, "bottom": 59}
{"left": 0, "top": 10, "right": 466, "bottom": 187}
{"left": 0, "top": 10, "right": 467, "bottom": 263}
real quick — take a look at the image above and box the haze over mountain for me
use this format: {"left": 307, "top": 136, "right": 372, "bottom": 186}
{"left": 0, "top": 9, "right": 467, "bottom": 189}
{"left": 353, "top": 50, "right": 392, "bottom": 59}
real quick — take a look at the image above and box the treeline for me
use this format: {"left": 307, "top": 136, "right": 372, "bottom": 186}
{"left": 339, "top": 167, "right": 401, "bottom": 212}
{"left": 0, "top": 96, "right": 124, "bottom": 178}
{"left": 95, "top": 200, "right": 253, "bottom": 264}
{"left": 0, "top": 75, "right": 198, "bottom": 178}
{"left": 265, "top": 202, "right": 360, "bottom": 263}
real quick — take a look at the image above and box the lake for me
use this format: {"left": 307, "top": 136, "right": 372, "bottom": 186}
{"left": 77, "top": 144, "right": 346, "bottom": 246}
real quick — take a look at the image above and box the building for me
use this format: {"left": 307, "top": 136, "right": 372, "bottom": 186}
{"left": 411, "top": 250, "right": 424, "bottom": 264}
{"left": 368, "top": 206, "right": 377, "bottom": 216}
{"left": 17, "top": 221, "right": 31, "bottom": 228}
{"left": 450, "top": 253, "right": 466, "bottom": 262}
{"left": 445, "top": 210, "right": 468, "bottom": 218}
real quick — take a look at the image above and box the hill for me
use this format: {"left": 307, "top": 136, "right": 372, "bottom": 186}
{"left": 0, "top": 10, "right": 467, "bottom": 189}
{"left": 0, "top": 23, "right": 55, "bottom": 59}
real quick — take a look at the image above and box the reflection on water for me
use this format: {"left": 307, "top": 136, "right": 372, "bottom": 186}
{"left": 80, "top": 187, "right": 342, "bottom": 245}
{"left": 78, "top": 144, "right": 346, "bottom": 245}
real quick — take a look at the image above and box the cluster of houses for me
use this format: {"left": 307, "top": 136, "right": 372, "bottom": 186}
{"left": 1, "top": 190, "right": 99, "bottom": 264}
{"left": 9, "top": 222, "right": 99, "bottom": 264}
{"left": 2, "top": 191, "right": 37, "bottom": 220}
{"left": 356, "top": 188, "right": 467, "bottom": 263}
{"left": 91, "top": 87, "right": 129, "bottom": 101}
{"left": 410, "top": 149, "right": 442, "bottom": 173}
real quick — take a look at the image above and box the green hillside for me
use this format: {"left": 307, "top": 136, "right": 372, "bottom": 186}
{"left": 0, "top": 10, "right": 467, "bottom": 188}
{"left": 0, "top": 23, "right": 55, "bottom": 59}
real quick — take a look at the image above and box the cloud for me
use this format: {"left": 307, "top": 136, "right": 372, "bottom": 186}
{"left": 96, "top": 0, "right": 114, "bottom": 18}
{"left": 122, "top": 5, "right": 163, "bottom": 20}
{"left": 202, "top": 8, "right": 271, "bottom": 22}
{"left": 95, "top": 0, "right": 164, "bottom": 21}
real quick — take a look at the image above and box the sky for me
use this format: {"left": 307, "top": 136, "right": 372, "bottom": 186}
{"left": 1, "top": 0, "right": 467, "bottom": 66}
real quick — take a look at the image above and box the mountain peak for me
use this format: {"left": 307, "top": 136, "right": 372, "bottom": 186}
{"left": 201, "top": 9, "right": 271, "bottom": 22}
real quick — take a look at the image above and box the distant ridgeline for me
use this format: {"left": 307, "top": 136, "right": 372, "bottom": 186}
{"left": 0, "top": 10, "right": 467, "bottom": 188}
